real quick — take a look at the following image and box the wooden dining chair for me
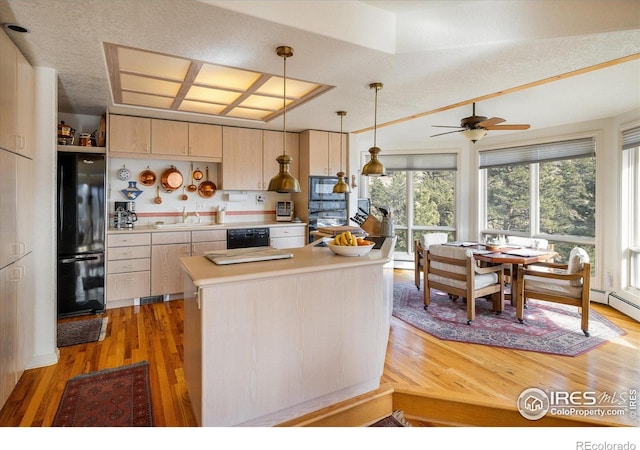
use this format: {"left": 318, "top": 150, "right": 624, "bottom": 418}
{"left": 414, "top": 233, "right": 448, "bottom": 290}
{"left": 424, "top": 244, "right": 505, "bottom": 325}
{"left": 516, "top": 247, "right": 591, "bottom": 336}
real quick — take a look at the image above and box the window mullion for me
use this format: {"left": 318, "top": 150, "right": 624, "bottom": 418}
{"left": 530, "top": 163, "right": 540, "bottom": 236}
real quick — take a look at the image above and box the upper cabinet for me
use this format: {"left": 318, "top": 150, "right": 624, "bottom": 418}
{"left": 221, "top": 128, "right": 299, "bottom": 191}
{"left": 150, "top": 119, "right": 188, "bottom": 157}
{"left": 188, "top": 123, "right": 222, "bottom": 160}
{"left": 0, "top": 29, "right": 34, "bottom": 158}
{"left": 108, "top": 115, "right": 151, "bottom": 155}
{"left": 108, "top": 114, "right": 223, "bottom": 162}
{"left": 263, "top": 130, "right": 299, "bottom": 188}
{"left": 299, "top": 130, "right": 347, "bottom": 177}
{"left": 221, "top": 127, "right": 263, "bottom": 190}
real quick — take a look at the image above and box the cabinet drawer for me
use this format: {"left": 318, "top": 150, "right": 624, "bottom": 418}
{"left": 191, "top": 229, "right": 226, "bottom": 243}
{"left": 107, "top": 246, "right": 150, "bottom": 261}
{"left": 151, "top": 231, "right": 190, "bottom": 245}
{"left": 270, "top": 226, "right": 306, "bottom": 238}
{"left": 192, "top": 241, "right": 226, "bottom": 256}
{"left": 108, "top": 233, "right": 151, "bottom": 247}
{"left": 108, "top": 258, "right": 150, "bottom": 274}
{"left": 107, "top": 271, "right": 150, "bottom": 301}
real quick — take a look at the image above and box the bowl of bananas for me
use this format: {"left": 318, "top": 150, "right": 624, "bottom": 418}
{"left": 326, "top": 231, "right": 375, "bottom": 256}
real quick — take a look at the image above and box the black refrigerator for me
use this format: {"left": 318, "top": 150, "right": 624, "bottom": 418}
{"left": 57, "top": 152, "right": 106, "bottom": 317}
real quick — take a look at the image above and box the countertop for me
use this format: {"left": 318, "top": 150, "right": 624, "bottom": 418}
{"left": 180, "top": 236, "right": 396, "bottom": 287}
{"left": 107, "top": 221, "right": 307, "bottom": 234}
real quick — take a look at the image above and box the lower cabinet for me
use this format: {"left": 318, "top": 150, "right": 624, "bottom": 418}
{"left": 151, "top": 232, "right": 191, "bottom": 296}
{"left": 0, "top": 252, "right": 33, "bottom": 408}
{"left": 106, "top": 233, "right": 151, "bottom": 302}
{"left": 191, "top": 229, "right": 226, "bottom": 256}
{"left": 270, "top": 225, "right": 306, "bottom": 249}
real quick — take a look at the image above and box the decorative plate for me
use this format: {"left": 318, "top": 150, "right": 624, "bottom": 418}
{"left": 117, "top": 165, "right": 131, "bottom": 181}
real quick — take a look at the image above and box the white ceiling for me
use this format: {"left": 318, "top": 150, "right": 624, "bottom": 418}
{"left": 1, "top": 0, "right": 638, "bottom": 149}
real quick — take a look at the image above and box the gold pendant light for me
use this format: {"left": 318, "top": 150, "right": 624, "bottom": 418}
{"left": 268, "top": 46, "right": 301, "bottom": 193}
{"left": 361, "top": 82, "right": 386, "bottom": 177}
{"left": 332, "top": 111, "right": 351, "bottom": 194}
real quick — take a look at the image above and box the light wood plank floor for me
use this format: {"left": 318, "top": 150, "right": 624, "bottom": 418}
{"left": 0, "top": 269, "right": 638, "bottom": 427}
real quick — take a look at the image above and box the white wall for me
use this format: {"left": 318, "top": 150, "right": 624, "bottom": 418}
{"left": 29, "top": 67, "right": 59, "bottom": 368}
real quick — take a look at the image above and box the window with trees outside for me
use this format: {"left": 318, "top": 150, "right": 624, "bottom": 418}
{"left": 622, "top": 126, "right": 640, "bottom": 294}
{"left": 480, "top": 137, "right": 596, "bottom": 270}
{"left": 365, "top": 153, "right": 457, "bottom": 262}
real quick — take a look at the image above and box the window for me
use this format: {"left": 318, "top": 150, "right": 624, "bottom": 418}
{"left": 622, "top": 126, "right": 640, "bottom": 292}
{"left": 365, "top": 153, "right": 456, "bottom": 261}
{"left": 480, "top": 138, "right": 596, "bottom": 266}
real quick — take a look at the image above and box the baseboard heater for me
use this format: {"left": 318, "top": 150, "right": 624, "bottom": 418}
{"left": 607, "top": 291, "right": 640, "bottom": 322}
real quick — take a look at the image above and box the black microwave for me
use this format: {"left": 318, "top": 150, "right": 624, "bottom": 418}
{"left": 309, "top": 176, "right": 348, "bottom": 202}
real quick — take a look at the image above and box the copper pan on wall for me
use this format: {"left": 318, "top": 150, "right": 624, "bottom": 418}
{"left": 160, "top": 165, "right": 183, "bottom": 192}
{"left": 198, "top": 166, "right": 216, "bottom": 198}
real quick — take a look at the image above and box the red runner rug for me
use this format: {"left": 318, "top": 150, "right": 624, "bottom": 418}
{"left": 53, "top": 361, "right": 153, "bottom": 427}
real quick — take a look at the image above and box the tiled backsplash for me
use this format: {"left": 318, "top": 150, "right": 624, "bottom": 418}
{"left": 108, "top": 158, "right": 293, "bottom": 227}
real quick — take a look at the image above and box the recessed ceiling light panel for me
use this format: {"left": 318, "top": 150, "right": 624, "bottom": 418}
{"left": 104, "top": 43, "right": 333, "bottom": 122}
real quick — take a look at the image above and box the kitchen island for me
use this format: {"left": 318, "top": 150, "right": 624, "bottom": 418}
{"left": 179, "top": 237, "right": 396, "bottom": 426}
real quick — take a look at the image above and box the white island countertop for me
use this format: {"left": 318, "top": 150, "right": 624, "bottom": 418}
{"left": 180, "top": 237, "right": 395, "bottom": 288}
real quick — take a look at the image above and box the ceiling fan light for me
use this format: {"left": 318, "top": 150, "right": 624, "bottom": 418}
{"left": 461, "top": 128, "right": 487, "bottom": 143}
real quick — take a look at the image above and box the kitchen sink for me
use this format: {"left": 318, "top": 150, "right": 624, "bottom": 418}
{"left": 153, "top": 222, "right": 223, "bottom": 229}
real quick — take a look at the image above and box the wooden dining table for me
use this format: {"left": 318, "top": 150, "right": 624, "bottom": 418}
{"left": 472, "top": 246, "right": 558, "bottom": 306}
{"left": 441, "top": 243, "right": 558, "bottom": 306}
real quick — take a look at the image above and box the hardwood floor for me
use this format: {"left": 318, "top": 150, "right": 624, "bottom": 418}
{"left": 0, "top": 269, "right": 638, "bottom": 427}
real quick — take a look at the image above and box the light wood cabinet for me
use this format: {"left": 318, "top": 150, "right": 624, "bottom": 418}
{"left": 300, "top": 130, "right": 347, "bottom": 176}
{"left": 151, "top": 232, "right": 191, "bottom": 296}
{"left": 108, "top": 114, "right": 223, "bottom": 162}
{"left": 106, "top": 233, "right": 151, "bottom": 302}
{"left": 0, "top": 151, "right": 32, "bottom": 269}
{"left": 0, "top": 241, "right": 33, "bottom": 409}
{"left": 151, "top": 119, "right": 188, "bottom": 156}
{"left": 0, "top": 28, "right": 33, "bottom": 158}
{"left": 221, "top": 127, "right": 263, "bottom": 190}
{"left": 222, "top": 128, "right": 299, "bottom": 191}
{"left": 263, "top": 130, "right": 299, "bottom": 188}
{"left": 191, "top": 229, "right": 226, "bottom": 256}
{"left": 189, "top": 123, "right": 222, "bottom": 160}
{"left": 108, "top": 115, "right": 150, "bottom": 154}
{"left": 269, "top": 225, "right": 306, "bottom": 249}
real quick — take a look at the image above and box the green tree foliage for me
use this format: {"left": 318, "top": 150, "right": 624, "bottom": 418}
{"left": 487, "top": 165, "right": 530, "bottom": 232}
{"left": 540, "top": 157, "right": 595, "bottom": 236}
{"left": 413, "top": 171, "right": 455, "bottom": 227}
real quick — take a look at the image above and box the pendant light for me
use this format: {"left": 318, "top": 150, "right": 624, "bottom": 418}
{"left": 361, "top": 82, "right": 386, "bottom": 177}
{"left": 332, "top": 111, "right": 351, "bottom": 194}
{"left": 268, "top": 45, "right": 301, "bottom": 193}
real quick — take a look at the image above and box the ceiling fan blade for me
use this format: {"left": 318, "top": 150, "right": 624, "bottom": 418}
{"left": 432, "top": 125, "right": 464, "bottom": 129}
{"left": 485, "top": 124, "right": 531, "bottom": 130}
{"left": 430, "top": 129, "right": 462, "bottom": 138}
{"left": 476, "top": 117, "right": 505, "bottom": 128}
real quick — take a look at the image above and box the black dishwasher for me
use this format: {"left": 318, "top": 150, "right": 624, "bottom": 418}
{"left": 227, "top": 228, "right": 270, "bottom": 249}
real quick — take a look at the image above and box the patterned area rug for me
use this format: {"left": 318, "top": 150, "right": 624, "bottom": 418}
{"left": 57, "top": 317, "right": 108, "bottom": 347}
{"left": 53, "top": 361, "right": 154, "bottom": 427}
{"left": 393, "top": 281, "right": 626, "bottom": 357}
{"left": 369, "top": 410, "right": 412, "bottom": 427}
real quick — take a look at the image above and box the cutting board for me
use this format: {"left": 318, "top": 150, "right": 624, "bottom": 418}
{"left": 317, "top": 226, "right": 365, "bottom": 236}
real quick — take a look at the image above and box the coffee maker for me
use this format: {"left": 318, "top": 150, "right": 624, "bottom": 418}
{"left": 114, "top": 201, "right": 137, "bottom": 229}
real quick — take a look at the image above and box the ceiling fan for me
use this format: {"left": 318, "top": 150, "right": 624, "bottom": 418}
{"left": 430, "top": 103, "right": 530, "bottom": 142}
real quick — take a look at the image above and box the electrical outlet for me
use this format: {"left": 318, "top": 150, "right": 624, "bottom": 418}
{"left": 256, "top": 194, "right": 265, "bottom": 204}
